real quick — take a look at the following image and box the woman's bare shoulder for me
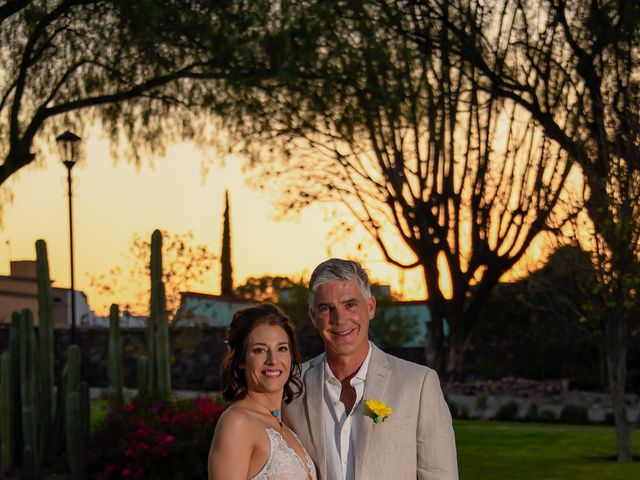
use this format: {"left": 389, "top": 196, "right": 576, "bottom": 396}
{"left": 213, "top": 403, "right": 264, "bottom": 440}
{"left": 216, "top": 405, "right": 254, "bottom": 431}
{"left": 209, "top": 404, "right": 267, "bottom": 479}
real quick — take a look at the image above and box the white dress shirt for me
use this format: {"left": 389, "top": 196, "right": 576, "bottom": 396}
{"left": 322, "top": 342, "right": 372, "bottom": 480}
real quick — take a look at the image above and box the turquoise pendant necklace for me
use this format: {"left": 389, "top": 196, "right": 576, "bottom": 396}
{"left": 271, "top": 409, "right": 283, "bottom": 429}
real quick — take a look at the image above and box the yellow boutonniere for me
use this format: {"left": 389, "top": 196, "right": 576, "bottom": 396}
{"left": 365, "top": 399, "right": 392, "bottom": 424}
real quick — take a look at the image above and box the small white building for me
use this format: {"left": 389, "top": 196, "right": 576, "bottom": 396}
{"left": 88, "top": 310, "right": 147, "bottom": 328}
{"left": 172, "top": 292, "right": 255, "bottom": 327}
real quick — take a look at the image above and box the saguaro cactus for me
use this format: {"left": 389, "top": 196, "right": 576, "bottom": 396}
{"left": 79, "top": 381, "right": 90, "bottom": 448}
{"left": 8, "top": 313, "right": 21, "bottom": 467}
{"left": 18, "top": 309, "right": 40, "bottom": 480}
{"left": 150, "top": 229, "right": 171, "bottom": 401}
{"left": 52, "top": 366, "right": 67, "bottom": 462}
{"left": 35, "top": 239, "right": 55, "bottom": 461}
{"left": 108, "top": 304, "right": 124, "bottom": 407}
{"left": 155, "top": 283, "right": 171, "bottom": 401}
{"left": 65, "top": 345, "right": 86, "bottom": 480}
{"left": 0, "top": 352, "right": 13, "bottom": 473}
{"left": 137, "top": 356, "right": 149, "bottom": 398}
{"left": 147, "top": 232, "right": 159, "bottom": 399}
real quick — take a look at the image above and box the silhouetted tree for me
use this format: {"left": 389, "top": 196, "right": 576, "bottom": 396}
{"left": 235, "top": 274, "right": 309, "bottom": 323}
{"left": 235, "top": 275, "right": 305, "bottom": 303}
{"left": 470, "top": 245, "right": 605, "bottom": 386}
{"left": 423, "top": 0, "right": 640, "bottom": 461}
{"left": 221, "top": 1, "right": 579, "bottom": 379}
{"left": 90, "top": 230, "right": 216, "bottom": 319}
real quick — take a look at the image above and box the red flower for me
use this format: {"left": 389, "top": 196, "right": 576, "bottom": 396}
{"left": 94, "top": 396, "right": 225, "bottom": 479}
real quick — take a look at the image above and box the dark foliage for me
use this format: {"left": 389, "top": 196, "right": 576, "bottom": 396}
{"left": 89, "top": 397, "right": 223, "bottom": 480}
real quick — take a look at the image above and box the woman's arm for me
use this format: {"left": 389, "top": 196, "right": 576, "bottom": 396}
{"left": 208, "top": 409, "right": 255, "bottom": 480}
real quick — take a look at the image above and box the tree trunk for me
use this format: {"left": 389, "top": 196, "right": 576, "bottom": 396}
{"left": 421, "top": 262, "right": 448, "bottom": 374}
{"left": 606, "top": 316, "right": 633, "bottom": 461}
{"left": 445, "top": 330, "right": 468, "bottom": 383}
{"left": 424, "top": 306, "right": 446, "bottom": 374}
{"left": 425, "top": 304, "right": 473, "bottom": 383}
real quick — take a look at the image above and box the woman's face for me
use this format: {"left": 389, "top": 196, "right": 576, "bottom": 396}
{"left": 242, "top": 323, "right": 292, "bottom": 395}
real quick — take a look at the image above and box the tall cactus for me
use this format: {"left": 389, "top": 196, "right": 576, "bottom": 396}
{"left": 150, "top": 229, "right": 171, "bottom": 401}
{"left": 65, "top": 345, "right": 86, "bottom": 480}
{"left": 137, "top": 356, "right": 150, "bottom": 399}
{"left": 0, "top": 352, "right": 13, "bottom": 473}
{"left": 79, "top": 381, "right": 90, "bottom": 449}
{"left": 18, "top": 309, "right": 40, "bottom": 480}
{"left": 155, "top": 282, "right": 171, "bottom": 401}
{"left": 147, "top": 231, "right": 159, "bottom": 399}
{"left": 108, "top": 304, "right": 124, "bottom": 407}
{"left": 8, "top": 313, "right": 22, "bottom": 467}
{"left": 35, "top": 239, "right": 55, "bottom": 462}
{"left": 52, "top": 366, "right": 67, "bottom": 462}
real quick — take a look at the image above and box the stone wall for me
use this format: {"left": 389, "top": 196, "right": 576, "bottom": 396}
{"left": 3, "top": 326, "right": 633, "bottom": 424}
{"left": 0, "top": 324, "right": 327, "bottom": 391}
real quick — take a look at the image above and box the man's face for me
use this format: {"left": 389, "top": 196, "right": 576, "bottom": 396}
{"left": 309, "top": 278, "right": 376, "bottom": 362}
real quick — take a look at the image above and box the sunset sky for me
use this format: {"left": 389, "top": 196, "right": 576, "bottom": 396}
{"left": 0, "top": 128, "right": 436, "bottom": 316}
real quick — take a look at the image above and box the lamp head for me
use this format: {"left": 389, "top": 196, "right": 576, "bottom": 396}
{"left": 56, "top": 130, "right": 81, "bottom": 169}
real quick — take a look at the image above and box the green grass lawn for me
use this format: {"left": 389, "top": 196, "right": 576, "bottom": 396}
{"left": 89, "top": 403, "right": 639, "bottom": 478}
{"left": 90, "top": 399, "right": 109, "bottom": 432}
{"left": 456, "top": 420, "right": 640, "bottom": 480}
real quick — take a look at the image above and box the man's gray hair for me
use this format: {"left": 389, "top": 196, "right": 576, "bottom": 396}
{"left": 308, "top": 258, "right": 372, "bottom": 306}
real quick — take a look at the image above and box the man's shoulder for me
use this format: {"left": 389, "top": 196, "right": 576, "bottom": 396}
{"left": 299, "top": 353, "right": 325, "bottom": 374}
{"left": 285, "top": 354, "right": 324, "bottom": 411}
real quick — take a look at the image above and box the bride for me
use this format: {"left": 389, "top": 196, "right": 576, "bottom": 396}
{"left": 208, "top": 303, "right": 317, "bottom": 480}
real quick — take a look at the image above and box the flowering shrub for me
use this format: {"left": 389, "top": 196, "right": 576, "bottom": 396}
{"left": 90, "top": 396, "right": 224, "bottom": 480}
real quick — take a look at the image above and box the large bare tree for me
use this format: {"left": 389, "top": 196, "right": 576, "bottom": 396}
{"left": 224, "top": 1, "right": 579, "bottom": 378}
{"left": 427, "top": 0, "right": 640, "bottom": 462}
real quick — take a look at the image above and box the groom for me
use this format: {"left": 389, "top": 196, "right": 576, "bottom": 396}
{"left": 284, "top": 258, "right": 458, "bottom": 480}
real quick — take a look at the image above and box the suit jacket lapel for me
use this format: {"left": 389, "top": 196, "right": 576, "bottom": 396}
{"left": 304, "top": 356, "right": 327, "bottom": 479}
{"left": 354, "top": 345, "right": 390, "bottom": 479}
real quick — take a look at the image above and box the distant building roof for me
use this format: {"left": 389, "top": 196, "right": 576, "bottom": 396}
{"left": 172, "top": 291, "right": 255, "bottom": 327}
{"left": 0, "top": 260, "right": 94, "bottom": 327}
{"left": 9, "top": 260, "right": 37, "bottom": 279}
{"left": 89, "top": 310, "right": 147, "bottom": 328}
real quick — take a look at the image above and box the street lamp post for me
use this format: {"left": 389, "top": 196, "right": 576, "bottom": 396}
{"left": 56, "top": 131, "right": 81, "bottom": 344}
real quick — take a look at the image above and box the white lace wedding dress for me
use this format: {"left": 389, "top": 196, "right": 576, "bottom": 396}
{"left": 251, "top": 428, "right": 318, "bottom": 480}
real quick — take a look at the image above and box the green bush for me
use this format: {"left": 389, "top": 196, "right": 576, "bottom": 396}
{"left": 524, "top": 403, "right": 558, "bottom": 423}
{"left": 494, "top": 400, "right": 520, "bottom": 421}
{"left": 537, "top": 408, "right": 558, "bottom": 423}
{"left": 89, "top": 396, "right": 223, "bottom": 480}
{"left": 475, "top": 394, "right": 488, "bottom": 411}
{"left": 460, "top": 405, "right": 470, "bottom": 419}
{"left": 559, "top": 403, "right": 589, "bottom": 425}
{"left": 524, "top": 403, "right": 539, "bottom": 422}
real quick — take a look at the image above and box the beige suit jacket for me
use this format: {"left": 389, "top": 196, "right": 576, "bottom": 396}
{"left": 284, "top": 344, "right": 458, "bottom": 480}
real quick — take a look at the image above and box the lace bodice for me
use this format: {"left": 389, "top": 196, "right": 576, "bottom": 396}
{"left": 251, "top": 428, "right": 317, "bottom": 480}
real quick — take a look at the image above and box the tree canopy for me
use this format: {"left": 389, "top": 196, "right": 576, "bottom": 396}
{"left": 429, "top": 0, "right": 640, "bottom": 461}
{"left": 0, "top": 0, "right": 283, "bottom": 216}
